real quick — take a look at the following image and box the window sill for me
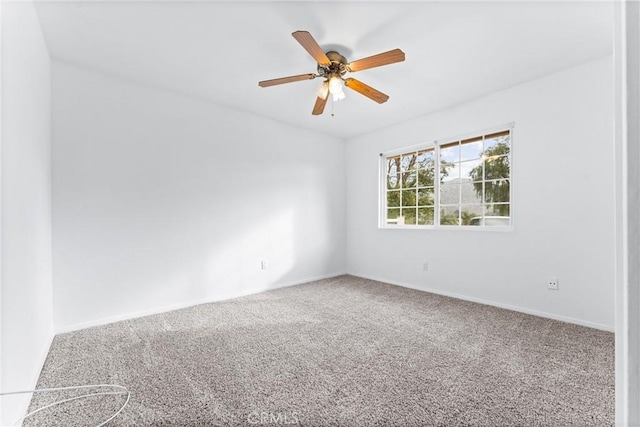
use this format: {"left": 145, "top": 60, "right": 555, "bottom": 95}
{"left": 379, "top": 224, "right": 514, "bottom": 232}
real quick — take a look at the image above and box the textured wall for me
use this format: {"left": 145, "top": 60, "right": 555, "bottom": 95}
{"left": 52, "top": 62, "right": 346, "bottom": 331}
{"left": 1, "top": 1, "right": 54, "bottom": 424}
{"left": 346, "top": 56, "right": 615, "bottom": 330}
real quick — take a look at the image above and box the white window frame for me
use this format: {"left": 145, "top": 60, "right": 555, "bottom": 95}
{"left": 379, "top": 123, "right": 514, "bottom": 231}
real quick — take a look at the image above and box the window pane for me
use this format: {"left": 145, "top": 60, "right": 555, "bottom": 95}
{"left": 401, "top": 189, "right": 417, "bottom": 207}
{"left": 418, "top": 169, "right": 435, "bottom": 187}
{"left": 418, "top": 187, "right": 434, "bottom": 206}
{"left": 484, "top": 217, "right": 510, "bottom": 226}
{"left": 460, "top": 158, "right": 483, "bottom": 182}
{"left": 468, "top": 217, "right": 483, "bottom": 226}
{"left": 484, "top": 180, "right": 510, "bottom": 203}
{"left": 440, "top": 143, "right": 459, "bottom": 163}
{"left": 440, "top": 183, "right": 460, "bottom": 205}
{"left": 401, "top": 171, "right": 417, "bottom": 188}
{"left": 401, "top": 208, "right": 417, "bottom": 225}
{"left": 485, "top": 203, "right": 510, "bottom": 217}
{"left": 460, "top": 137, "right": 483, "bottom": 161}
{"left": 440, "top": 161, "right": 459, "bottom": 183}
{"left": 387, "top": 191, "right": 400, "bottom": 207}
{"left": 460, "top": 205, "right": 483, "bottom": 225}
{"left": 440, "top": 206, "right": 460, "bottom": 225}
{"left": 483, "top": 203, "right": 511, "bottom": 226}
{"left": 387, "top": 156, "right": 400, "bottom": 176}
{"left": 387, "top": 208, "right": 400, "bottom": 224}
{"left": 387, "top": 173, "right": 399, "bottom": 190}
{"left": 484, "top": 132, "right": 511, "bottom": 152}
{"left": 484, "top": 155, "right": 510, "bottom": 180}
{"left": 401, "top": 153, "right": 417, "bottom": 171}
{"left": 417, "top": 150, "right": 435, "bottom": 169}
{"left": 418, "top": 207, "right": 435, "bottom": 225}
{"left": 461, "top": 181, "right": 482, "bottom": 204}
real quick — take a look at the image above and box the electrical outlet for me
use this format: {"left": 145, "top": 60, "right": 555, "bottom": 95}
{"left": 547, "top": 277, "right": 558, "bottom": 290}
{"left": 261, "top": 260, "right": 268, "bottom": 270}
{"left": 422, "top": 262, "right": 429, "bottom": 271}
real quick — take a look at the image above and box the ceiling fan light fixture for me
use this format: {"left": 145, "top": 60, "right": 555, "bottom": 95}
{"left": 328, "top": 76, "right": 344, "bottom": 95}
{"left": 332, "top": 90, "right": 346, "bottom": 101}
{"left": 316, "top": 81, "right": 329, "bottom": 100}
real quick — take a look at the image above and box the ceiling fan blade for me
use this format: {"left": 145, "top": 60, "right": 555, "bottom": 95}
{"left": 347, "top": 48, "right": 405, "bottom": 73}
{"left": 258, "top": 73, "right": 316, "bottom": 88}
{"left": 312, "top": 96, "right": 328, "bottom": 115}
{"left": 344, "top": 78, "right": 389, "bottom": 104}
{"left": 292, "top": 31, "right": 330, "bottom": 65}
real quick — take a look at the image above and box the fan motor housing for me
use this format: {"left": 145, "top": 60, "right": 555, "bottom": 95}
{"left": 317, "top": 51, "right": 348, "bottom": 78}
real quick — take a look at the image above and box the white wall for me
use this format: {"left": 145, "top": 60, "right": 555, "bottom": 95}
{"left": 1, "top": 1, "right": 54, "bottom": 425}
{"left": 346, "top": 56, "right": 615, "bottom": 330}
{"left": 52, "top": 62, "right": 346, "bottom": 331}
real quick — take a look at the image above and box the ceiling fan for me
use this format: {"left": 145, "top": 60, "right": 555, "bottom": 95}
{"left": 258, "top": 31, "right": 405, "bottom": 116}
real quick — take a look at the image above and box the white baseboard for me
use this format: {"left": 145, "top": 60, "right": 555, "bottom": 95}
{"left": 55, "top": 272, "right": 346, "bottom": 334}
{"left": 349, "top": 273, "right": 614, "bottom": 332}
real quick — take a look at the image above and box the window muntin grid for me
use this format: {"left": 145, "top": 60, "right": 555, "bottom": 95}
{"left": 382, "top": 128, "right": 511, "bottom": 229}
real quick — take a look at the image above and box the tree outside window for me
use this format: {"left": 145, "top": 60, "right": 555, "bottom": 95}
{"left": 383, "top": 128, "right": 511, "bottom": 228}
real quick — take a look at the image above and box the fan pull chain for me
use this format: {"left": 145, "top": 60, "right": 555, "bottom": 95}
{"left": 331, "top": 97, "right": 335, "bottom": 117}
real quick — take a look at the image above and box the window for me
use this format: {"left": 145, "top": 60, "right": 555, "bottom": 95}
{"left": 381, "top": 127, "right": 512, "bottom": 228}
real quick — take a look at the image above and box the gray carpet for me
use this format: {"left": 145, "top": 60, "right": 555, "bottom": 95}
{"left": 24, "top": 275, "right": 613, "bottom": 426}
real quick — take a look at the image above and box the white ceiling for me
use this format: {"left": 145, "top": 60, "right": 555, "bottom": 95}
{"left": 34, "top": 1, "right": 613, "bottom": 139}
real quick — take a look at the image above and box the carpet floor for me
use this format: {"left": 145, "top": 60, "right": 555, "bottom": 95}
{"left": 24, "top": 275, "right": 614, "bottom": 426}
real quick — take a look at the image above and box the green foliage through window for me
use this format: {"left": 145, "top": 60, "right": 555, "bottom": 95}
{"left": 383, "top": 129, "right": 511, "bottom": 227}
